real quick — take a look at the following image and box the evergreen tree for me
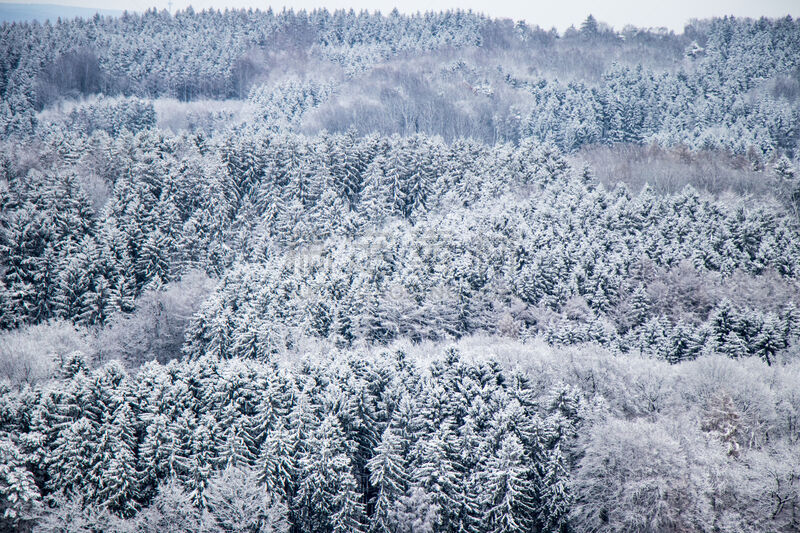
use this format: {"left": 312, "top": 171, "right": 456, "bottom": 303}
{"left": 537, "top": 443, "right": 571, "bottom": 533}
{"left": 94, "top": 401, "right": 140, "bottom": 517}
{"left": 138, "top": 413, "right": 185, "bottom": 498}
{"left": 752, "top": 314, "right": 783, "bottom": 365}
{"left": 410, "top": 428, "right": 464, "bottom": 532}
{"left": 258, "top": 419, "right": 297, "bottom": 504}
{"left": 53, "top": 251, "right": 91, "bottom": 322}
{"left": 215, "top": 409, "right": 256, "bottom": 470}
{"left": 0, "top": 438, "right": 41, "bottom": 531}
{"left": 627, "top": 283, "right": 651, "bottom": 329}
{"left": 482, "top": 434, "right": 536, "bottom": 533}
{"left": 294, "top": 414, "right": 366, "bottom": 533}
{"left": 135, "top": 228, "right": 172, "bottom": 289}
{"left": 367, "top": 425, "right": 409, "bottom": 533}
{"left": 667, "top": 321, "right": 693, "bottom": 362}
{"left": 360, "top": 157, "right": 392, "bottom": 226}
{"left": 185, "top": 421, "right": 215, "bottom": 508}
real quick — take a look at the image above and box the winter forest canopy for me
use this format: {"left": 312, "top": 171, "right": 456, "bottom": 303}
{"left": 1, "top": 7, "right": 800, "bottom": 532}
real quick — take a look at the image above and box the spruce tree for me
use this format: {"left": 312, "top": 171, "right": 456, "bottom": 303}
{"left": 536, "top": 443, "right": 571, "bottom": 533}
{"left": 0, "top": 438, "right": 41, "bottom": 531}
{"left": 367, "top": 425, "right": 409, "bottom": 533}
{"left": 258, "top": 418, "right": 297, "bottom": 504}
{"left": 482, "top": 434, "right": 536, "bottom": 533}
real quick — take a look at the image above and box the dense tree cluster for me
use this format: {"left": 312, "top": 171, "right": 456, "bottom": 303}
{"left": 0, "top": 335, "right": 798, "bottom": 532}
{"left": 60, "top": 96, "right": 157, "bottom": 136}
{"left": 248, "top": 80, "right": 334, "bottom": 132}
{"left": 1, "top": 8, "right": 800, "bottom": 532}
{"left": 1, "top": 11, "right": 798, "bottom": 162}
{"left": 3, "top": 127, "right": 799, "bottom": 364}
{"left": 0, "top": 347, "right": 580, "bottom": 532}
{"left": 183, "top": 166, "right": 800, "bottom": 364}
{"left": 509, "top": 60, "right": 799, "bottom": 158}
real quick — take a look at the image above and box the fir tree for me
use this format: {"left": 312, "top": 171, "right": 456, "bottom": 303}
{"left": 482, "top": 434, "right": 536, "bottom": 533}
{"left": 537, "top": 443, "right": 571, "bottom": 533}
{"left": 367, "top": 425, "right": 409, "bottom": 533}
{"left": 0, "top": 438, "right": 41, "bottom": 531}
{"left": 258, "top": 419, "right": 297, "bottom": 504}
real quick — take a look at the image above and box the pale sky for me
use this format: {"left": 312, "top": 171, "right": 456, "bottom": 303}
{"left": 5, "top": 0, "right": 800, "bottom": 32}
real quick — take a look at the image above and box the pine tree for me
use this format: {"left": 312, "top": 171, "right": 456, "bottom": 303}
{"left": 330, "top": 468, "right": 366, "bottom": 533}
{"left": 0, "top": 438, "right": 41, "bottom": 531}
{"left": 275, "top": 197, "right": 311, "bottom": 247}
{"left": 665, "top": 321, "right": 701, "bottom": 364}
{"left": 359, "top": 157, "right": 392, "bottom": 226}
{"left": 752, "top": 314, "right": 784, "bottom": 365}
{"left": 206, "top": 305, "right": 235, "bottom": 360}
{"left": 410, "top": 428, "right": 463, "bottom": 532}
{"left": 774, "top": 154, "right": 795, "bottom": 180}
{"left": 627, "top": 283, "right": 651, "bottom": 329}
{"left": 109, "top": 273, "right": 137, "bottom": 314}
{"left": 77, "top": 275, "right": 112, "bottom": 326}
{"left": 294, "top": 414, "right": 366, "bottom": 532}
{"left": 720, "top": 330, "right": 749, "bottom": 359}
{"left": 45, "top": 416, "right": 97, "bottom": 502}
{"left": 314, "top": 188, "right": 346, "bottom": 241}
{"left": 185, "top": 421, "right": 215, "bottom": 508}
{"left": 135, "top": 228, "right": 172, "bottom": 289}
{"left": 482, "top": 434, "right": 536, "bottom": 533}
{"left": 138, "top": 413, "right": 185, "bottom": 498}
{"left": 402, "top": 148, "right": 432, "bottom": 220}
{"left": 367, "top": 425, "right": 409, "bottom": 533}
{"left": 709, "top": 299, "right": 736, "bottom": 351}
{"left": 258, "top": 418, "right": 297, "bottom": 504}
{"left": 537, "top": 443, "right": 571, "bottom": 533}
{"left": 334, "top": 131, "right": 366, "bottom": 210}
{"left": 215, "top": 408, "right": 256, "bottom": 470}
{"left": 30, "top": 244, "right": 60, "bottom": 323}
{"left": 385, "top": 147, "right": 408, "bottom": 217}
{"left": 53, "top": 252, "right": 91, "bottom": 322}
{"left": 94, "top": 402, "right": 140, "bottom": 517}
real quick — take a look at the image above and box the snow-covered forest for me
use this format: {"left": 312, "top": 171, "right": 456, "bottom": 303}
{"left": 1, "top": 8, "right": 800, "bottom": 532}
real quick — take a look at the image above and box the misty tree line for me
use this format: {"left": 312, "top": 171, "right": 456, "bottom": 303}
{"left": 0, "top": 8, "right": 490, "bottom": 119}
{"left": 1, "top": 12, "right": 799, "bottom": 163}
{"left": 309, "top": 17, "right": 800, "bottom": 157}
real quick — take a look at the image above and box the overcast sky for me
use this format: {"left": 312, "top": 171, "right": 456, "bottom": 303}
{"left": 5, "top": 0, "right": 799, "bottom": 32}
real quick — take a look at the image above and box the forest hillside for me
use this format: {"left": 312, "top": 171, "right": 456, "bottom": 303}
{"left": 1, "top": 9, "right": 800, "bottom": 532}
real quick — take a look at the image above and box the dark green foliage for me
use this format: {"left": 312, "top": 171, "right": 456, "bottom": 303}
{"left": 0, "top": 9, "right": 799, "bottom": 533}
{"left": 0, "top": 349, "right": 577, "bottom": 532}
{"left": 182, "top": 142, "right": 800, "bottom": 362}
